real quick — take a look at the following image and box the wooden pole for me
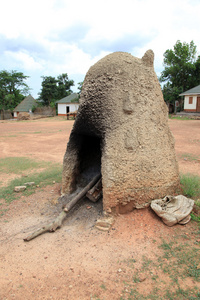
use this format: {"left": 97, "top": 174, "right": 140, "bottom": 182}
{"left": 64, "top": 173, "right": 101, "bottom": 212}
{"left": 24, "top": 173, "right": 101, "bottom": 241}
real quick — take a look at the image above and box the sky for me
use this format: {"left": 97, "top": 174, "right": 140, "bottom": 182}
{"left": 0, "top": 0, "right": 200, "bottom": 99}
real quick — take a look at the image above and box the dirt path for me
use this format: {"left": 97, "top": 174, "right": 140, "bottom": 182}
{"left": 0, "top": 117, "right": 199, "bottom": 300}
{"left": 168, "top": 119, "right": 200, "bottom": 176}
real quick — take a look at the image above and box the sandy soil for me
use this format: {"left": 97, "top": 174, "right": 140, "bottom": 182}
{"left": 0, "top": 117, "right": 199, "bottom": 300}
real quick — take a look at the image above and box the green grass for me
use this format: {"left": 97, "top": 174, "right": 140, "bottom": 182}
{"left": 180, "top": 153, "right": 199, "bottom": 161}
{"left": 191, "top": 212, "right": 200, "bottom": 223}
{"left": 100, "top": 283, "right": 107, "bottom": 290}
{"left": 158, "top": 240, "right": 200, "bottom": 281}
{"left": 120, "top": 236, "right": 200, "bottom": 300}
{"left": 169, "top": 115, "right": 191, "bottom": 120}
{"left": 180, "top": 173, "right": 200, "bottom": 199}
{"left": 0, "top": 157, "right": 62, "bottom": 203}
{"left": 0, "top": 157, "right": 47, "bottom": 174}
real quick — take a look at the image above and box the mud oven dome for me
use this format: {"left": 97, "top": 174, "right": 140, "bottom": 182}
{"left": 61, "top": 50, "right": 180, "bottom": 214}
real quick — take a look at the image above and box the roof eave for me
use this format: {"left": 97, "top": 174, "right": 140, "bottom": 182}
{"left": 179, "top": 92, "right": 200, "bottom": 96}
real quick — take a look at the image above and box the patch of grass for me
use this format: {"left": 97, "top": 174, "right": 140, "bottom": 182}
{"left": 164, "top": 287, "right": 200, "bottom": 300}
{"left": 169, "top": 115, "right": 191, "bottom": 120}
{"left": 141, "top": 256, "right": 153, "bottom": 271}
{"left": 191, "top": 213, "right": 200, "bottom": 223}
{"left": 159, "top": 240, "right": 200, "bottom": 282}
{"left": 180, "top": 153, "right": 199, "bottom": 161}
{"left": 6, "top": 135, "right": 17, "bottom": 137}
{"left": 120, "top": 235, "right": 200, "bottom": 299}
{"left": 132, "top": 275, "right": 140, "bottom": 283}
{"left": 90, "top": 295, "right": 101, "bottom": 300}
{"left": 0, "top": 208, "right": 8, "bottom": 217}
{"left": 0, "top": 157, "right": 47, "bottom": 174}
{"left": 0, "top": 157, "right": 62, "bottom": 203}
{"left": 180, "top": 173, "right": 200, "bottom": 199}
{"left": 100, "top": 283, "right": 107, "bottom": 290}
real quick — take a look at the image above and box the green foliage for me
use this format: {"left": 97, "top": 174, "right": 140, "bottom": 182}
{"left": 38, "top": 73, "right": 74, "bottom": 106}
{"left": 71, "top": 97, "right": 79, "bottom": 103}
{"left": 160, "top": 40, "right": 200, "bottom": 105}
{"left": 57, "top": 73, "right": 74, "bottom": 98}
{"left": 0, "top": 70, "right": 30, "bottom": 110}
{"left": 77, "top": 81, "right": 83, "bottom": 94}
{"left": 32, "top": 105, "right": 37, "bottom": 112}
{"left": 180, "top": 173, "right": 200, "bottom": 199}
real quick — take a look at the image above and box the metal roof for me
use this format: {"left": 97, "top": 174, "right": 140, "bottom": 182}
{"left": 13, "top": 95, "right": 37, "bottom": 112}
{"left": 56, "top": 93, "right": 79, "bottom": 104}
{"left": 179, "top": 84, "right": 200, "bottom": 96}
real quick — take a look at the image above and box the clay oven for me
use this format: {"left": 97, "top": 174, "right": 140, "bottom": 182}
{"left": 62, "top": 50, "right": 180, "bottom": 213}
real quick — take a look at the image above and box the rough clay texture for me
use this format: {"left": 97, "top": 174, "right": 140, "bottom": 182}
{"left": 62, "top": 50, "right": 180, "bottom": 213}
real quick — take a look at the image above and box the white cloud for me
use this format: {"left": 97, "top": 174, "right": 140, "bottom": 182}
{"left": 5, "top": 51, "right": 44, "bottom": 71}
{"left": 0, "top": 0, "right": 200, "bottom": 98}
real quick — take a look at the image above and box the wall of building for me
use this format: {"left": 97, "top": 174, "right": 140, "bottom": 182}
{"left": 184, "top": 95, "right": 197, "bottom": 112}
{"left": 58, "top": 103, "right": 79, "bottom": 116}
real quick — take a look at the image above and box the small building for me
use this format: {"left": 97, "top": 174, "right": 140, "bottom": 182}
{"left": 56, "top": 93, "right": 79, "bottom": 117}
{"left": 13, "top": 95, "right": 37, "bottom": 118}
{"left": 180, "top": 85, "right": 200, "bottom": 113}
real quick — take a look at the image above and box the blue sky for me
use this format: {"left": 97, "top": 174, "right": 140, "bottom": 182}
{"left": 1, "top": 0, "right": 200, "bottom": 98}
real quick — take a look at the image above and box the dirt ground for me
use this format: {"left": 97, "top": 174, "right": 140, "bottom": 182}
{"left": 0, "top": 117, "right": 199, "bottom": 300}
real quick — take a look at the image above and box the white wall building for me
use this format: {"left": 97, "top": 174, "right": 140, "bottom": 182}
{"left": 180, "top": 85, "right": 200, "bottom": 113}
{"left": 56, "top": 93, "right": 79, "bottom": 116}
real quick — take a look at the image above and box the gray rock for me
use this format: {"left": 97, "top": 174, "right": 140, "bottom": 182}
{"left": 14, "top": 186, "right": 27, "bottom": 192}
{"left": 24, "top": 182, "right": 35, "bottom": 186}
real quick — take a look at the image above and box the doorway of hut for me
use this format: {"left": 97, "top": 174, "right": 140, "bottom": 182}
{"left": 77, "top": 134, "right": 102, "bottom": 187}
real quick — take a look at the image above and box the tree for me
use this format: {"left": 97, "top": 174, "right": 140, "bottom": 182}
{"left": 39, "top": 76, "right": 58, "bottom": 106}
{"left": 0, "top": 70, "right": 29, "bottom": 110}
{"left": 77, "top": 81, "right": 83, "bottom": 94}
{"left": 38, "top": 73, "right": 74, "bottom": 106}
{"left": 57, "top": 73, "right": 74, "bottom": 99}
{"left": 192, "top": 55, "right": 200, "bottom": 87}
{"left": 159, "top": 40, "right": 199, "bottom": 104}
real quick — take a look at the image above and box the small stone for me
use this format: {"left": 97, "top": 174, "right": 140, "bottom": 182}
{"left": 139, "top": 276, "right": 147, "bottom": 282}
{"left": 14, "top": 186, "right": 26, "bottom": 192}
{"left": 69, "top": 285, "right": 73, "bottom": 289}
{"left": 118, "top": 268, "right": 122, "bottom": 273}
{"left": 24, "top": 182, "right": 35, "bottom": 186}
{"left": 95, "top": 216, "right": 115, "bottom": 231}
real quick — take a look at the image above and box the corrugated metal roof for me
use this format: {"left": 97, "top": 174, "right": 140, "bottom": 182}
{"left": 56, "top": 93, "right": 79, "bottom": 104}
{"left": 179, "top": 85, "right": 200, "bottom": 96}
{"left": 13, "top": 95, "right": 37, "bottom": 112}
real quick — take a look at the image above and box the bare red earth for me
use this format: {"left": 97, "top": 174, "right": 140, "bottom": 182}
{"left": 0, "top": 117, "right": 199, "bottom": 299}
